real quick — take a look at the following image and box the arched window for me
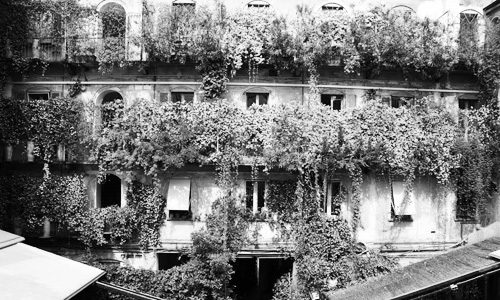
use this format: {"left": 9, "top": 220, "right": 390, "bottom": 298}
{"left": 101, "top": 91, "right": 124, "bottom": 125}
{"left": 172, "top": 0, "right": 196, "bottom": 7}
{"left": 247, "top": 0, "right": 270, "bottom": 9}
{"left": 492, "top": 16, "right": 500, "bottom": 25}
{"left": 321, "top": 2, "right": 344, "bottom": 11}
{"left": 99, "top": 174, "right": 122, "bottom": 208}
{"left": 389, "top": 5, "right": 415, "bottom": 18}
{"left": 100, "top": 2, "right": 126, "bottom": 38}
{"left": 459, "top": 9, "right": 482, "bottom": 54}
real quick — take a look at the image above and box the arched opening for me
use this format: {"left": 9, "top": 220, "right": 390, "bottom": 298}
{"left": 459, "top": 9, "right": 483, "bottom": 62}
{"left": 101, "top": 91, "right": 124, "bottom": 125}
{"left": 321, "top": 2, "right": 344, "bottom": 11}
{"left": 100, "top": 3, "right": 126, "bottom": 38}
{"left": 247, "top": 0, "right": 270, "bottom": 9}
{"left": 100, "top": 174, "right": 122, "bottom": 208}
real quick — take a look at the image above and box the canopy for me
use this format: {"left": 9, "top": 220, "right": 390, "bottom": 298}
{"left": 0, "top": 230, "right": 104, "bottom": 300}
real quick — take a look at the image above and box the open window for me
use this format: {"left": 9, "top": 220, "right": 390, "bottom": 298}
{"left": 321, "top": 3, "right": 344, "bottom": 11}
{"left": 27, "top": 91, "right": 50, "bottom": 100}
{"left": 172, "top": 0, "right": 196, "bottom": 7}
{"left": 246, "top": 181, "right": 265, "bottom": 213}
{"left": 323, "top": 181, "right": 341, "bottom": 216}
{"left": 98, "top": 174, "right": 122, "bottom": 208}
{"left": 321, "top": 94, "right": 343, "bottom": 110}
{"left": 390, "top": 180, "right": 414, "bottom": 222}
{"left": 166, "top": 178, "right": 192, "bottom": 221}
{"left": 171, "top": 92, "right": 194, "bottom": 103}
{"left": 101, "top": 91, "right": 124, "bottom": 125}
{"left": 246, "top": 93, "right": 269, "bottom": 108}
{"left": 459, "top": 97, "right": 481, "bottom": 110}
{"left": 247, "top": 0, "right": 270, "bottom": 8}
{"left": 382, "top": 96, "right": 414, "bottom": 108}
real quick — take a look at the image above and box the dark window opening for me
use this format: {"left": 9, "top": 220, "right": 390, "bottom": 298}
{"left": 459, "top": 99, "right": 480, "bottom": 110}
{"left": 172, "top": 0, "right": 196, "bottom": 7}
{"left": 102, "top": 91, "right": 124, "bottom": 125}
{"left": 327, "top": 181, "right": 341, "bottom": 215}
{"left": 246, "top": 181, "right": 265, "bottom": 212}
{"left": 233, "top": 257, "right": 293, "bottom": 300}
{"left": 158, "top": 253, "right": 189, "bottom": 270}
{"left": 171, "top": 92, "right": 194, "bottom": 103}
{"left": 246, "top": 93, "right": 269, "bottom": 108}
{"left": 168, "top": 210, "right": 192, "bottom": 221}
{"left": 321, "top": 94, "right": 343, "bottom": 110}
{"left": 248, "top": 1, "right": 270, "bottom": 8}
{"left": 27, "top": 93, "right": 50, "bottom": 100}
{"left": 322, "top": 3, "right": 344, "bottom": 11}
{"left": 100, "top": 174, "right": 121, "bottom": 208}
{"left": 245, "top": 181, "right": 254, "bottom": 210}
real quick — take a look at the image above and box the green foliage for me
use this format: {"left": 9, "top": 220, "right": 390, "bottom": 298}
{"left": 126, "top": 180, "right": 166, "bottom": 249}
{"left": 0, "top": 97, "right": 85, "bottom": 163}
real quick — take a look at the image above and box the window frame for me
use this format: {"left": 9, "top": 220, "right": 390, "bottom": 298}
{"left": 27, "top": 91, "right": 50, "bottom": 100}
{"left": 247, "top": 0, "right": 270, "bottom": 8}
{"left": 246, "top": 92, "right": 269, "bottom": 108}
{"left": 320, "top": 94, "right": 344, "bottom": 110}
{"left": 166, "top": 178, "right": 193, "bottom": 221}
{"left": 321, "top": 2, "right": 345, "bottom": 11}
{"left": 171, "top": 91, "right": 195, "bottom": 104}
{"left": 323, "top": 181, "right": 342, "bottom": 216}
{"left": 390, "top": 180, "right": 414, "bottom": 222}
{"left": 245, "top": 180, "right": 266, "bottom": 214}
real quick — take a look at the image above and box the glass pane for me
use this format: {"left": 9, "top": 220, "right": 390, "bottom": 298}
{"left": 259, "top": 93, "right": 268, "bottom": 105}
{"left": 183, "top": 93, "right": 194, "bottom": 103}
{"left": 257, "top": 182, "right": 265, "bottom": 209}
{"left": 171, "top": 92, "right": 183, "bottom": 103}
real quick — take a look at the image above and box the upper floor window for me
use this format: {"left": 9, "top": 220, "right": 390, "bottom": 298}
{"left": 172, "top": 0, "right": 196, "bottom": 7}
{"left": 246, "top": 93, "right": 269, "bottom": 108}
{"left": 247, "top": 0, "right": 270, "bottom": 9}
{"left": 382, "top": 96, "right": 413, "bottom": 108}
{"left": 246, "top": 181, "right": 265, "bottom": 213}
{"left": 459, "top": 98, "right": 480, "bottom": 110}
{"left": 390, "top": 180, "right": 415, "bottom": 222}
{"left": 27, "top": 91, "right": 50, "bottom": 100}
{"left": 171, "top": 92, "right": 194, "bottom": 103}
{"left": 389, "top": 5, "right": 415, "bottom": 17}
{"left": 166, "top": 178, "right": 192, "bottom": 221}
{"left": 98, "top": 174, "right": 122, "bottom": 208}
{"left": 459, "top": 10, "right": 480, "bottom": 50}
{"left": 321, "top": 94, "right": 343, "bottom": 110}
{"left": 322, "top": 181, "right": 341, "bottom": 216}
{"left": 321, "top": 3, "right": 344, "bottom": 11}
{"left": 101, "top": 91, "right": 124, "bottom": 125}
{"left": 100, "top": 3, "right": 126, "bottom": 38}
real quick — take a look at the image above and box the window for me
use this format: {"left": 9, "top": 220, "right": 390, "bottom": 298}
{"left": 459, "top": 11, "right": 480, "bottom": 52}
{"left": 247, "top": 0, "right": 270, "bottom": 8}
{"left": 158, "top": 253, "right": 189, "bottom": 270}
{"left": 27, "top": 92, "right": 50, "bottom": 100}
{"left": 321, "top": 3, "right": 344, "bottom": 11}
{"left": 172, "top": 0, "right": 196, "bottom": 7}
{"left": 323, "top": 181, "right": 341, "bottom": 215}
{"left": 390, "top": 181, "right": 415, "bottom": 222}
{"left": 382, "top": 96, "right": 413, "bottom": 108}
{"left": 166, "top": 178, "right": 192, "bottom": 220}
{"left": 101, "top": 91, "right": 124, "bottom": 125}
{"left": 321, "top": 94, "right": 343, "bottom": 110}
{"left": 171, "top": 92, "right": 194, "bottom": 103}
{"left": 459, "top": 98, "right": 480, "bottom": 110}
{"left": 99, "top": 174, "right": 122, "bottom": 208}
{"left": 246, "top": 181, "right": 265, "bottom": 213}
{"left": 246, "top": 93, "right": 268, "bottom": 108}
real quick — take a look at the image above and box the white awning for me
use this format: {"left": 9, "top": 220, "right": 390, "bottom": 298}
{"left": 166, "top": 179, "right": 191, "bottom": 211}
{"left": 392, "top": 181, "right": 416, "bottom": 215}
{"left": 0, "top": 242, "right": 104, "bottom": 300}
